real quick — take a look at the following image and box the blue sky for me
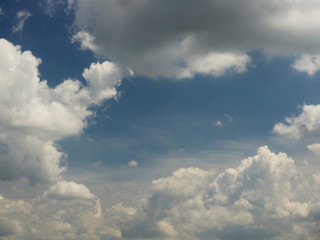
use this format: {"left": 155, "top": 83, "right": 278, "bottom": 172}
{"left": 1, "top": 1, "right": 320, "bottom": 240}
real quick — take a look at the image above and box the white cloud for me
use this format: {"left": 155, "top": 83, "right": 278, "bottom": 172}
{"left": 70, "top": 0, "right": 320, "bottom": 78}
{"left": 307, "top": 143, "right": 320, "bottom": 156}
{"left": 128, "top": 160, "right": 138, "bottom": 167}
{"left": 273, "top": 104, "right": 320, "bottom": 139}
{"left": 1, "top": 146, "right": 320, "bottom": 239}
{"left": 292, "top": 54, "right": 320, "bottom": 75}
{"left": 0, "top": 38, "right": 127, "bottom": 184}
{"left": 42, "top": 181, "right": 96, "bottom": 201}
{"left": 116, "top": 146, "right": 320, "bottom": 240}
{"left": 213, "top": 114, "right": 233, "bottom": 127}
{"left": 214, "top": 120, "right": 223, "bottom": 127}
{"left": 186, "top": 51, "right": 249, "bottom": 76}
{"left": 179, "top": 35, "right": 250, "bottom": 78}
{"left": 82, "top": 61, "right": 123, "bottom": 104}
{"left": 0, "top": 192, "right": 104, "bottom": 240}
{"left": 12, "top": 10, "right": 32, "bottom": 33}
{"left": 72, "top": 31, "right": 98, "bottom": 52}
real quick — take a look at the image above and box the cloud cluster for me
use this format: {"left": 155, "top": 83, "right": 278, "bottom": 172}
{"left": 0, "top": 38, "right": 126, "bottom": 184}
{"left": 69, "top": 0, "right": 320, "bottom": 78}
{"left": 0, "top": 192, "right": 102, "bottom": 240}
{"left": 114, "top": 146, "right": 320, "bottom": 240}
{"left": 0, "top": 38, "right": 123, "bottom": 240}
{"left": 0, "top": 146, "right": 320, "bottom": 239}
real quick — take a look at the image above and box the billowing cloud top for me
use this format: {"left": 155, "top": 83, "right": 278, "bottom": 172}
{"left": 0, "top": 38, "right": 127, "bottom": 184}
{"left": 274, "top": 104, "right": 320, "bottom": 140}
{"left": 1, "top": 145, "right": 320, "bottom": 240}
{"left": 117, "top": 146, "right": 320, "bottom": 240}
{"left": 70, "top": 0, "right": 320, "bottom": 78}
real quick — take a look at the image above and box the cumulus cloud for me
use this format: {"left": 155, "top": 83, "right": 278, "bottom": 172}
{"left": 273, "top": 104, "right": 320, "bottom": 140}
{"left": 0, "top": 38, "right": 127, "bottom": 184}
{"left": 307, "top": 143, "right": 320, "bottom": 156}
{"left": 128, "top": 160, "right": 138, "bottom": 167}
{"left": 42, "top": 181, "right": 96, "bottom": 201}
{"left": 72, "top": 31, "right": 98, "bottom": 52}
{"left": 115, "top": 146, "right": 320, "bottom": 240}
{"left": 69, "top": 0, "right": 320, "bottom": 78}
{"left": 0, "top": 192, "right": 104, "bottom": 240}
{"left": 12, "top": 10, "right": 32, "bottom": 33}
{"left": 292, "top": 54, "right": 320, "bottom": 75}
{"left": 1, "top": 146, "right": 320, "bottom": 239}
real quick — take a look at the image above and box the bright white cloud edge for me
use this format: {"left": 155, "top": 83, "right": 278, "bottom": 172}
{"left": 0, "top": 38, "right": 128, "bottom": 185}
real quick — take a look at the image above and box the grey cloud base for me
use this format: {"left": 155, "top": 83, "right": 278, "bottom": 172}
{"left": 71, "top": 0, "right": 320, "bottom": 78}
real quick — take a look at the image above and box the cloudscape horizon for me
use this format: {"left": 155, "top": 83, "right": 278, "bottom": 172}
{"left": 1, "top": 1, "right": 320, "bottom": 239}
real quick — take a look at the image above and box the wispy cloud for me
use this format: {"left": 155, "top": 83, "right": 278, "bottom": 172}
{"left": 12, "top": 10, "right": 32, "bottom": 33}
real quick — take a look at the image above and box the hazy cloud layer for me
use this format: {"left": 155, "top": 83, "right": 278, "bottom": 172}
{"left": 1, "top": 146, "right": 320, "bottom": 239}
{"left": 70, "top": 0, "right": 320, "bottom": 78}
{"left": 0, "top": 38, "right": 126, "bottom": 184}
{"left": 0, "top": 193, "right": 101, "bottom": 240}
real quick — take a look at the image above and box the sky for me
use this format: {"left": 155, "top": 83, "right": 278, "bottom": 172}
{"left": 1, "top": 0, "right": 320, "bottom": 239}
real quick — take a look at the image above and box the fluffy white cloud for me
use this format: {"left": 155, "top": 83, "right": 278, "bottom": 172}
{"left": 307, "top": 143, "right": 320, "bottom": 156}
{"left": 1, "top": 146, "right": 320, "bottom": 239}
{"left": 115, "top": 146, "right": 320, "bottom": 240}
{"left": 72, "top": 31, "right": 98, "bottom": 52}
{"left": 69, "top": 0, "right": 320, "bottom": 78}
{"left": 292, "top": 54, "right": 320, "bottom": 75}
{"left": 273, "top": 104, "right": 320, "bottom": 139}
{"left": 42, "top": 181, "right": 96, "bottom": 201}
{"left": 0, "top": 38, "right": 127, "bottom": 184}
